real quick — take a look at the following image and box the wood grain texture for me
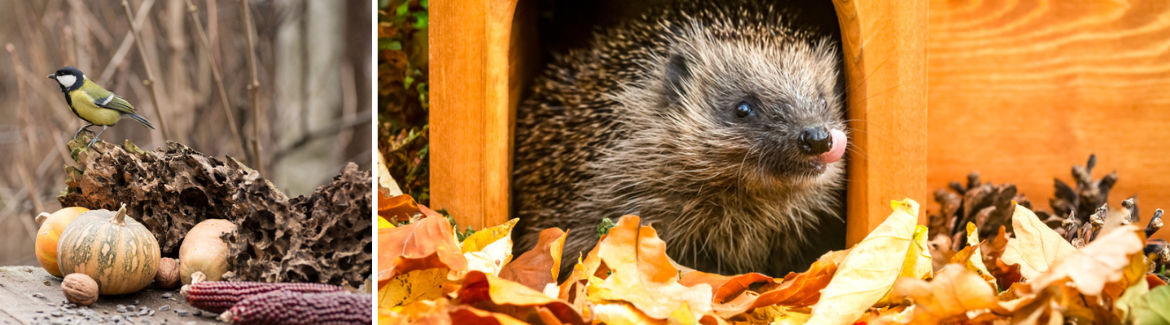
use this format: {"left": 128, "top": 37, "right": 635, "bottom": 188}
{"left": 833, "top": 0, "right": 931, "bottom": 245}
{"left": 929, "top": 0, "right": 1170, "bottom": 240}
{"left": 431, "top": 0, "right": 534, "bottom": 231}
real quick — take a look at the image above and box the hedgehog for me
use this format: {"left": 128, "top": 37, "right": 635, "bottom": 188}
{"left": 513, "top": 0, "right": 848, "bottom": 277}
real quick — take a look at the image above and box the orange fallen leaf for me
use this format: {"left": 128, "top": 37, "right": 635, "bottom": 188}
{"left": 680, "top": 271, "right": 772, "bottom": 318}
{"left": 679, "top": 272, "right": 772, "bottom": 304}
{"left": 448, "top": 305, "right": 531, "bottom": 325}
{"left": 592, "top": 215, "right": 714, "bottom": 320}
{"left": 892, "top": 265, "right": 1007, "bottom": 324}
{"left": 379, "top": 193, "right": 440, "bottom": 222}
{"left": 1148, "top": 274, "right": 1166, "bottom": 289}
{"left": 752, "top": 261, "right": 837, "bottom": 309}
{"left": 458, "top": 270, "right": 586, "bottom": 325}
{"left": 379, "top": 215, "right": 468, "bottom": 285}
{"left": 500, "top": 228, "right": 568, "bottom": 292}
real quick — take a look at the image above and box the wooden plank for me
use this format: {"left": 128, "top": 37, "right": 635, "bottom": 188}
{"left": 833, "top": 0, "right": 931, "bottom": 245}
{"left": 430, "top": 0, "right": 524, "bottom": 231}
{"left": 430, "top": 1, "right": 490, "bottom": 230}
{"left": 928, "top": 0, "right": 1170, "bottom": 240}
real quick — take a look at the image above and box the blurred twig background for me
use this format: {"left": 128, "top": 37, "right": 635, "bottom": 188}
{"left": 0, "top": 0, "right": 372, "bottom": 265}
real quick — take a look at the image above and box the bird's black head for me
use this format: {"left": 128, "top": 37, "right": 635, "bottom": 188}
{"left": 48, "top": 67, "right": 85, "bottom": 92}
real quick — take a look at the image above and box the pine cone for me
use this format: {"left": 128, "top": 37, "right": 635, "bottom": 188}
{"left": 1050, "top": 154, "right": 1117, "bottom": 226}
{"left": 928, "top": 172, "right": 1034, "bottom": 252}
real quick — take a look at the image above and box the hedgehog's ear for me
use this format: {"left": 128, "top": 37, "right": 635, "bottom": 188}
{"left": 663, "top": 54, "right": 690, "bottom": 104}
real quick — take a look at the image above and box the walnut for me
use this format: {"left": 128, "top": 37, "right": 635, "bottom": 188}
{"left": 62, "top": 273, "right": 98, "bottom": 306}
{"left": 155, "top": 257, "right": 181, "bottom": 289}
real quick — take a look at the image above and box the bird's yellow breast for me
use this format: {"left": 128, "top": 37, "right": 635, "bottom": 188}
{"left": 68, "top": 91, "right": 121, "bottom": 126}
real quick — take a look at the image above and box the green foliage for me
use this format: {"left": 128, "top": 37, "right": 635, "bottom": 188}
{"left": 1129, "top": 284, "right": 1170, "bottom": 325}
{"left": 379, "top": 0, "right": 430, "bottom": 204}
{"left": 596, "top": 218, "right": 618, "bottom": 239}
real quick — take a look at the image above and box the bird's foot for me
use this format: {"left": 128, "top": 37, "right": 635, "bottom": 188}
{"left": 73, "top": 124, "right": 96, "bottom": 140}
{"left": 86, "top": 137, "right": 99, "bottom": 150}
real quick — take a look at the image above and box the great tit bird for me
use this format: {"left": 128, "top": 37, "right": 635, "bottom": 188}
{"left": 48, "top": 67, "right": 155, "bottom": 148}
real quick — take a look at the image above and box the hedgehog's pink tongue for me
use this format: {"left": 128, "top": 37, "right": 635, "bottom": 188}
{"left": 819, "top": 129, "right": 846, "bottom": 164}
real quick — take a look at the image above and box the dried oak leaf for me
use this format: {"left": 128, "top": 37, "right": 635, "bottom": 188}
{"left": 806, "top": 199, "right": 919, "bottom": 325}
{"left": 1001, "top": 203, "right": 1076, "bottom": 279}
{"left": 891, "top": 265, "right": 1008, "bottom": 325}
{"left": 457, "top": 270, "right": 585, "bottom": 325}
{"left": 980, "top": 226, "right": 1023, "bottom": 290}
{"left": 378, "top": 214, "right": 467, "bottom": 284}
{"left": 462, "top": 219, "right": 518, "bottom": 277}
{"left": 1030, "top": 225, "right": 1144, "bottom": 296}
{"left": 947, "top": 223, "right": 997, "bottom": 290}
{"left": 379, "top": 192, "right": 440, "bottom": 222}
{"left": 592, "top": 215, "right": 714, "bottom": 320}
{"left": 499, "top": 227, "right": 567, "bottom": 292}
{"left": 60, "top": 137, "right": 371, "bottom": 287}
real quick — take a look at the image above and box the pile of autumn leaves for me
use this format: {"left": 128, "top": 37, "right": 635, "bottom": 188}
{"left": 378, "top": 196, "right": 1169, "bottom": 325}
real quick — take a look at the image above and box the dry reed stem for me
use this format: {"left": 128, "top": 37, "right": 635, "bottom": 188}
{"left": 121, "top": 0, "right": 171, "bottom": 142}
{"left": 240, "top": 0, "right": 264, "bottom": 175}
{"left": 184, "top": 0, "right": 247, "bottom": 163}
{"left": 99, "top": 0, "right": 152, "bottom": 84}
{"left": 272, "top": 112, "right": 371, "bottom": 163}
{"left": 7, "top": 43, "right": 44, "bottom": 236}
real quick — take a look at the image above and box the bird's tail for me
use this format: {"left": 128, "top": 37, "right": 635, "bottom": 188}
{"left": 126, "top": 113, "right": 156, "bottom": 129}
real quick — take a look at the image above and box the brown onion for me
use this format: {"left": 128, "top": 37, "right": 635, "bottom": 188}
{"left": 179, "top": 219, "right": 237, "bottom": 284}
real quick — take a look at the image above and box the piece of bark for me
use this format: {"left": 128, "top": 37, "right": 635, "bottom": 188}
{"left": 58, "top": 136, "right": 371, "bottom": 288}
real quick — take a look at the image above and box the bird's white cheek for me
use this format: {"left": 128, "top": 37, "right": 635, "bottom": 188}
{"left": 56, "top": 75, "right": 76, "bottom": 88}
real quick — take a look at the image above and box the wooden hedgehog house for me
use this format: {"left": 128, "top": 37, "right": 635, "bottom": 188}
{"left": 427, "top": 0, "right": 928, "bottom": 246}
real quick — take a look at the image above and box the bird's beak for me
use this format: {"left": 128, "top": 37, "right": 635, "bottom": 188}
{"left": 47, "top": 74, "right": 55, "bottom": 79}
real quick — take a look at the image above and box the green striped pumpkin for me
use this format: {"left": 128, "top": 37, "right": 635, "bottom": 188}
{"left": 57, "top": 205, "right": 160, "bottom": 295}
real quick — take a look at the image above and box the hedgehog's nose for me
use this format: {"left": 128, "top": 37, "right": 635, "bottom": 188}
{"left": 800, "top": 126, "right": 832, "bottom": 155}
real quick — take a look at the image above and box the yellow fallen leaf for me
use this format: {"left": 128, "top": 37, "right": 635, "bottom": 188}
{"left": 1001, "top": 203, "right": 1076, "bottom": 279}
{"left": 592, "top": 302, "right": 666, "bottom": 325}
{"left": 904, "top": 225, "right": 933, "bottom": 281}
{"left": 461, "top": 219, "right": 517, "bottom": 276}
{"left": 1030, "top": 225, "right": 1144, "bottom": 296}
{"left": 724, "top": 306, "right": 810, "bottom": 325}
{"left": 877, "top": 225, "right": 933, "bottom": 306}
{"left": 1115, "top": 276, "right": 1149, "bottom": 322}
{"left": 379, "top": 268, "right": 447, "bottom": 309}
{"left": 806, "top": 199, "right": 919, "bottom": 325}
{"left": 380, "top": 298, "right": 451, "bottom": 324}
{"left": 461, "top": 218, "right": 518, "bottom": 253}
{"left": 379, "top": 216, "right": 395, "bottom": 229}
{"left": 962, "top": 222, "right": 997, "bottom": 289}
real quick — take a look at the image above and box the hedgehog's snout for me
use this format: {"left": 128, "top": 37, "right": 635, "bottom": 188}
{"left": 799, "top": 126, "right": 832, "bottom": 155}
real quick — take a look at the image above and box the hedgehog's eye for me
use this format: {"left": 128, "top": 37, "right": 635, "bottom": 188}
{"left": 735, "top": 102, "right": 752, "bottom": 118}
